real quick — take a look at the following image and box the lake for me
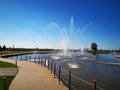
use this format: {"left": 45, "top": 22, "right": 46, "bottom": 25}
{"left": 8, "top": 54, "right": 120, "bottom": 90}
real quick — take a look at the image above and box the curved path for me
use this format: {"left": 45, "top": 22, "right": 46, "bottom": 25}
{"left": 0, "top": 58, "right": 67, "bottom": 90}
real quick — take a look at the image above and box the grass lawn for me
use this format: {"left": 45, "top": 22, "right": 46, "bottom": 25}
{"left": 0, "top": 61, "right": 16, "bottom": 68}
{"left": 0, "top": 61, "right": 16, "bottom": 90}
{"left": 0, "top": 76, "right": 15, "bottom": 90}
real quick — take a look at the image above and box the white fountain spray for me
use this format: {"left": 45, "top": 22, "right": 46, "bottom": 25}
{"left": 48, "top": 17, "right": 96, "bottom": 60}
{"left": 61, "top": 16, "right": 82, "bottom": 55}
{"left": 61, "top": 17, "right": 93, "bottom": 55}
{"left": 80, "top": 45, "right": 85, "bottom": 55}
{"left": 44, "top": 16, "right": 92, "bottom": 55}
{"left": 62, "top": 39, "right": 69, "bottom": 55}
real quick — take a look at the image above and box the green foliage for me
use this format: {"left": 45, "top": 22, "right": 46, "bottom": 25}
{"left": 0, "top": 61, "right": 16, "bottom": 68}
{"left": 0, "top": 45, "right": 2, "bottom": 50}
{"left": 91, "top": 42, "right": 97, "bottom": 54}
{"left": 0, "top": 76, "right": 15, "bottom": 90}
{"left": 91, "top": 42, "right": 97, "bottom": 50}
{"left": 3, "top": 45, "right": 7, "bottom": 50}
{"left": 0, "top": 45, "right": 7, "bottom": 51}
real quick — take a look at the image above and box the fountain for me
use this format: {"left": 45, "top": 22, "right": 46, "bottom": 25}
{"left": 51, "top": 17, "right": 96, "bottom": 60}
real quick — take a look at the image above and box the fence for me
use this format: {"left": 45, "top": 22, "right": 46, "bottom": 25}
{"left": 9, "top": 55, "right": 104, "bottom": 90}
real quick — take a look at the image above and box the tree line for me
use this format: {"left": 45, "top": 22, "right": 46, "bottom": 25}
{"left": 0, "top": 45, "right": 7, "bottom": 51}
{"left": 0, "top": 43, "right": 120, "bottom": 54}
{"left": 0, "top": 45, "right": 58, "bottom": 51}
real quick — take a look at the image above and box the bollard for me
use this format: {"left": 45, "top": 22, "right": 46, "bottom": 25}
{"left": 2, "top": 75, "right": 7, "bottom": 90}
{"left": 54, "top": 63, "right": 56, "bottom": 78}
{"left": 93, "top": 80, "right": 96, "bottom": 90}
{"left": 58, "top": 66, "right": 61, "bottom": 84}
{"left": 68, "top": 71, "right": 71, "bottom": 90}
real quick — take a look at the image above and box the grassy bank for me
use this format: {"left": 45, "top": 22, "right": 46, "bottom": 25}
{"left": 0, "top": 61, "right": 16, "bottom": 68}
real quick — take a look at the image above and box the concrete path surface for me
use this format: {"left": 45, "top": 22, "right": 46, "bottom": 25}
{"left": 0, "top": 58, "right": 67, "bottom": 90}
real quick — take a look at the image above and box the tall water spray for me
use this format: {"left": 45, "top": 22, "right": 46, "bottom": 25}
{"left": 61, "top": 16, "right": 79, "bottom": 55}
{"left": 45, "top": 16, "right": 91, "bottom": 55}
{"left": 50, "top": 17, "right": 95, "bottom": 60}
{"left": 62, "top": 39, "right": 69, "bottom": 55}
{"left": 80, "top": 45, "right": 84, "bottom": 55}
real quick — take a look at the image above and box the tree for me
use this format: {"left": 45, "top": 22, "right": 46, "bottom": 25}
{"left": 3, "top": 45, "right": 7, "bottom": 50}
{"left": 119, "top": 49, "right": 120, "bottom": 52}
{"left": 0, "top": 45, "right": 2, "bottom": 51}
{"left": 91, "top": 42, "right": 97, "bottom": 54}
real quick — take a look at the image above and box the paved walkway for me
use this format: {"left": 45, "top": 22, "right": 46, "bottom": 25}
{"left": 0, "top": 58, "right": 67, "bottom": 90}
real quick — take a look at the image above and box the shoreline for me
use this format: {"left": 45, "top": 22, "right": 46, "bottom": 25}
{"left": 116, "top": 55, "right": 120, "bottom": 58}
{"left": 0, "top": 51, "right": 58, "bottom": 58}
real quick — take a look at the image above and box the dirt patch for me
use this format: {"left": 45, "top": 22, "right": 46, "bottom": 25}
{"left": 0, "top": 68, "right": 18, "bottom": 76}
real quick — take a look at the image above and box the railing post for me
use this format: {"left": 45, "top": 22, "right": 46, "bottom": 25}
{"left": 43, "top": 58, "right": 45, "bottom": 66}
{"left": 45, "top": 58, "right": 46, "bottom": 67}
{"left": 48, "top": 59, "right": 49, "bottom": 70}
{"left": 54, "top": 63, "right": 56, "bottom": 78}
{"left": 39, "top": 56, "right": 40, "bottom": 64}
{"left": 29, "top": 56, "right": 31, "bottom": 61}
{"left": 58, "top": 65, "right": 61, "bottom": 84}
{"left": 42, "top": 58, "right": 44, "bottom": 66}
{"left": 26, "top": 55, "right": 27, "bottom": 61}
{"left": 40, "top": 57, "right": 41, "bottom": 64}
{"left": 41, "top": 58, "right": 42, "bottom": 65}
{"left": 42, "top": 58, "right": 44, "bottom": 65}
{"left": 34, "top": 56, "right": 36, "bottom": 62}
{"left": 51, "top": 61, "right": 53, "bottom": 73}
{"left": 68, "top": 71, "right": 71, "bottom": 90}
{"left": 15, "top": 60, "right": 17, "bottom": 67}
{"left": 16, "top": 56, "right": 18, "bottom": 60}
{"left": 21, "top": 55, "right": 22, "bottom": 60}
{"left": 93, "top": 80, "right": 96, "bottom": 90}
{"left": 2, "top": 75, "right": 7, "bottom": 90}
{"left": 10, "top": 56, "right": 12, "bottom": 59}
{"left": 26, "top": 55, "right": 28, "bottom": 61}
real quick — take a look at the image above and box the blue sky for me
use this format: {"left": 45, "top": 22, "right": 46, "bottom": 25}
{"left": 0, "top": 0, "right": 120, "bottom": 50}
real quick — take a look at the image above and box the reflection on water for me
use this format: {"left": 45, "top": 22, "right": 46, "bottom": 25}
{"left": 8, "top": 54, "right": 120, "bottom": 90}
{"left": 67, "top": 62, "right": 81, "bottom": 69}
